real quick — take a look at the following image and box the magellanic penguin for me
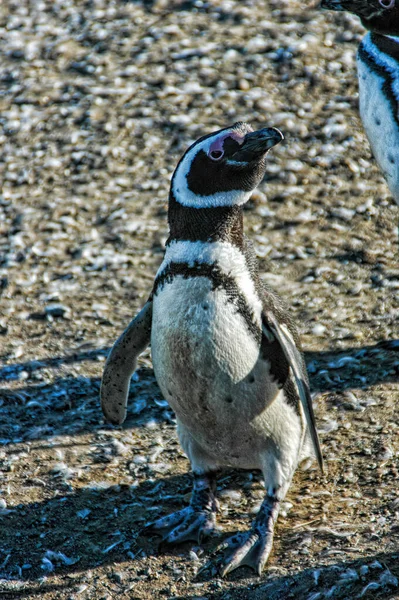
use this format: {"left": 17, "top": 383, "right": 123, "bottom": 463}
{"left": 321, "top": 0, "right": 399, "bottom": 207}
{"left": 101, "top": 122, "right": 323, "bottom": 576}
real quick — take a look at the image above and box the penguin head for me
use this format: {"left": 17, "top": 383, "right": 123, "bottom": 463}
{"left": 320, "top": 0, "right": 399, "bottom": 34}
{"left": 171, "top": 122, "right": 283, "bottom": 209}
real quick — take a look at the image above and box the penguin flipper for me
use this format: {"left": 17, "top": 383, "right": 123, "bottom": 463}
{"left": 262, "top": 311, "right": 324, "bottom": 473}
{"left": 100, "top": 300, "right": 153, "bottom": 425}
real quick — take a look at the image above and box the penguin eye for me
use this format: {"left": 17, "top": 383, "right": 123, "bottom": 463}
{"left": 379, "top": 0, "right": 395, "bottom": 8}
{"left": 209, "top": 149, "right": 224, "bottom": 161}
{"left": 208, "top": 136, "right": 226, "bottom": 161}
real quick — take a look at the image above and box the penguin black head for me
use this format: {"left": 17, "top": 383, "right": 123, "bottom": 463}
{"left": 171, "top": 122, "right": 283, "bottom": 209}
{"left": 320, "top": 0, "right": 399, "bottom": 35}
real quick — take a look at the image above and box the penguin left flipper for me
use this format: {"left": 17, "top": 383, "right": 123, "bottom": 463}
{"left": 262, "top": 310, "right": 324, "bottom": 473}
{"left": 100, "top": 300, "right": 153, "bottom": 425}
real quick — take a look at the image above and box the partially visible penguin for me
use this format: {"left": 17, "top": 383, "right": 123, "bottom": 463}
{"left": 101, "top": 122, "right": 323, "bottom": 576}
{"left": 321, "top": 0, "right": 399, "bottom": 208}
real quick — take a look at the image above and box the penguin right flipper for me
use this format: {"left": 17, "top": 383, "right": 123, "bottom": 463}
{"left": 262, "top": 311, "right": 324, "bottom": 473}
{"left": 100, "top": 300, "right": 153, "bottom": 425}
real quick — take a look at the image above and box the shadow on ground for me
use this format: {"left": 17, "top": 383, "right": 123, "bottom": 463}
{"left": 0, "top": 470, "right": 398, "bottom": 599}
{"left": 0, "top": 340, "right": 398, "bottom": 443}
{"left": 0, "top": 343, "right": 398, "bottom": 597}
{"left": 0, "top": 473, "right": 191, "bottom": 583}
{"left": 0, "top": 362, "right": 169, "bottom": 444}
{"left": 0, "top": 469, "right": 398, "bottom": 599}
{"left": 188, "top": 551, "right": 399, "bottom": 600}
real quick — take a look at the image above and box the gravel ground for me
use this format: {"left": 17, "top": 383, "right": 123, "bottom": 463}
{"left": 0, "top": 0, "right": 399, "bottom": 598}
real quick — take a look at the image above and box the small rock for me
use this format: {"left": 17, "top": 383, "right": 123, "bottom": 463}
{"left": 45, "top": 304, "right": 71, "bottom": 318}
{"left": 312, "top": 324, "right": 326, "bottom": 336}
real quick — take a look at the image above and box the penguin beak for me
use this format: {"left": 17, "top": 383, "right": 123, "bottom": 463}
{"left": 230, "top": 128, "right": 284, "bottom": 163}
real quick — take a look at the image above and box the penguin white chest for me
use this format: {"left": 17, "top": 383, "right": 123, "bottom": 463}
{"left": 151, "top": 275, "right": 291, "bottom": 469}
{"left": 357, "top": 44, "right": 399, "bottom": 205}
{"left": 151, "top": 276, "right": 261, "bottom": 388}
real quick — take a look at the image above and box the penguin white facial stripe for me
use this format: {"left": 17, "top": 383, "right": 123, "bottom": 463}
{"left": 158, "top": 240, "right": 263, "bottom": 316}
{"left": 173, "top": 180, "right": 252, "bottom": 209}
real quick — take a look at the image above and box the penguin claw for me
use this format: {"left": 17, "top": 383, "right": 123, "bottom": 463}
{"left": 218, "top": 529, "right": 274, "bottom": 577}
{"left": 145, "top": 506, "right": 217, "bottom": 545}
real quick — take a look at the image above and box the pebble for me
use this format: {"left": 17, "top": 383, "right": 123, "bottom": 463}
{"left": 218, "top": 489, "right": 242, "bottom": 504}
{"left": 51, "top": 463, "right": 75, "bottom": 479}
{"left": 331, "top": 207, "right": 356, "bottom": 222}
{"left": 312, "top": 324, "right": 326, "bottom": 336}
{"left": 77, "top": 508, "right": 91, "bottom": 519}
{"left": 328, "top": 356, "right": 359, "bottom": 369}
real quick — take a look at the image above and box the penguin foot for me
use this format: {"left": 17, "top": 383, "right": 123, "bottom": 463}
{"left": 218, "top": 528, "right": 274, "bottom": 576}
{"left": 148, "top": 505, "right": 217, "bottom": 545}
{"left": 145, "top": 470, "right": 219, "bottom": 545}
{"left": 218, "top": 495, "right": 280, "bottom": 577}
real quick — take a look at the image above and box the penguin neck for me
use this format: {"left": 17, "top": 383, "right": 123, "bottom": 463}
{"left": 167, "top": 192, "right": 245, "bottom": 249}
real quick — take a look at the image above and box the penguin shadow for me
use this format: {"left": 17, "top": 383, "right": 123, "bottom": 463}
{"left": 0, "top": 346, "right": 110, "bottom": 384}
{"left": 1, "top": 338, "right": 398, "bottom": 445}
{"left": 0, "top": 472, "right": 196, "bottom": 586}
{"left": 0, "top": 346, "right": 170, "bottom": 444}
{"left": 305, "top": 340, "right": 399, "bottom": 395}
{"left": 2, "top": 471, "right": 397, "bottom": 599}
{"left": 184, "top": 550, "right": 399, "bottom": 600}
{"left": 0, "top": 343, "right": 398, "bottom": 595}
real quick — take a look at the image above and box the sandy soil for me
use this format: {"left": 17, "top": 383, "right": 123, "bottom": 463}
{"left": 0, "top": 0, "right": 398, "bottom": 598}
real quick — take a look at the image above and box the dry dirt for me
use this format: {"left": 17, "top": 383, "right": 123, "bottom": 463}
{"left": 0, "top": 0, "right": 399, "bottom": 599}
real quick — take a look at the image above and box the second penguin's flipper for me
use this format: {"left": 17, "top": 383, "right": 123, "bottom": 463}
{"left": 100, "top": 300, "right": 153, "bottom": 425}
{"left": 262, "top": 311, "right": 324, "bottom": 473}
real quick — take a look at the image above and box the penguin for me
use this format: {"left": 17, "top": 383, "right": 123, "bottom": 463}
{"left": 321, "top": 0, "right": 399, "bottom": 207}
{"left": 101, "top": 122, "right": 323, "bottom": 576}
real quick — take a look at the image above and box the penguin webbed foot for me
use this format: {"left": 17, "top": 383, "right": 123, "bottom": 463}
{"left": 147, "top": 504, "right": 217, "bottom": 545}
{"left": 145, "top": 471, "right": 219, "bottom": 545}
{"left": 218, "top": 529, "right": 273, "bottom": 577}
{"left": 218, "top": 495, "right": 279, "bottom": 577}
